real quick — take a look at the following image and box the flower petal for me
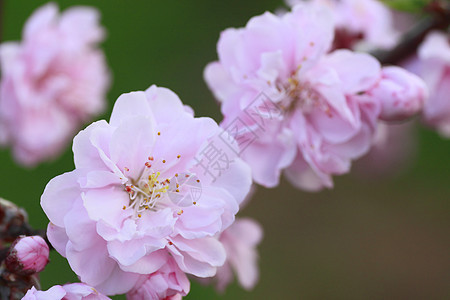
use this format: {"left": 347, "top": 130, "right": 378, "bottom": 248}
{"left": 41, "top": 170, "right": 83, "bottom": 227}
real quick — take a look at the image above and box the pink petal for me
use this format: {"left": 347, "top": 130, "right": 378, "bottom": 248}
{"left": 78, "top": 170, "right": 122, "bottom": 189}
{"left": 73, "top": 120, "right": 116, "bottom": 172}
{"left": 82, "top": 187, "right": 129, "bottom": 229}
{"left": 47, "top": 223, "right": 69, "bottom": 257}
{"left": 284, "top": 153, "right": 330, "bottom": 191}
{"left": 204, "top": 62, "right": 242, "bottom": 103}
{"left": 109, "top": 116, "right": 156, "bottom": 181}
{"left": 59, "top": 6, "right": 104, "bottom": 45}
{"left": 40, "top": 170, "right": 83, "bottom": 227}
{"left": 23, "top": 3, "right": 58, "bottom": 40}
{"left": 418, "top": 31, "right": 450, "bottom": 63}
{"left": 224, "top": 218, "right": 263, "bottom": 290}
{"left": 66, "top": 241, "right": 116, "bottom": 287}
{"left": 137, "top": 208, "right": 176, "bottom": 238}
{"left": 94, "top": 264, "right": 141, "bottom": 296}
{"left": 64, "top": 199, "right": 99, "bottom": 252}
{"left": 240, "top": 129, "right": 296, "bottom": 187}
{"left": 210, "top": 156, "right": 252, "bottom": 205}
{"left": 289, "top": 2, "right": 334, "bottom": 71}
{"left": 109, "top": 92, "right": 154, "bottom": 127}
{"left": 107, "top": 238, "right": 166, "bottom": 270}
{"left": 145, "top": 85, "right": 187, "bottom": 125}
{"left": 169, "top": 236, "right": 226, "bottom": 277}
{"left": 317, "top": 50, "right": 381, "bottom": 94}
{"left": 118, "top": 249, "right": 169, "bottom": 275}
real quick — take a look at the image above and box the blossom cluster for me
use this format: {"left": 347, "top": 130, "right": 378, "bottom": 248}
{"left": 0, "top": 0, "right": 447, "bottom": 299}
{"left": 204, "top": 2, "right": 426, "bottom": 191}
{"left": 0, "top": 3, "right": 109, "bottom": 166}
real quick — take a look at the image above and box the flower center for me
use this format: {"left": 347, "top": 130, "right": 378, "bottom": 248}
{"left": 122, "top": 156, "right": 201, "bottom": 219}
{"left": 278, "top": 75, "right": 332, "bottom": 117}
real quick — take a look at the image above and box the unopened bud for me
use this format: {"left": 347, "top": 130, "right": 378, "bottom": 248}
{"left": 0, "top": 198, "right": 29, "bottom": 242}
{"left": 375, "top": 66, "right": 427, "bottom": 122}
{"left": 5, "top": 235, "right": 49, "bottom": 275}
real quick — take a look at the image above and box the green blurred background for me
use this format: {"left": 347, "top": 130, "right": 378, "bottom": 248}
{"left": 1, "top": 1, "right": 449, "bottom": 299}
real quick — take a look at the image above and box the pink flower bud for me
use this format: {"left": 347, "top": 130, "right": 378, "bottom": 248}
{"left": 374, "top": 66, "right": 427, "bottom": 122}
{"left": 6, "top": 235, "right": 49, "bottom": 275}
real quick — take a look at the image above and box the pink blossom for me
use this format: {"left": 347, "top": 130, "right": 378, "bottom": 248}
{"left": 22, "top": 283, "right": 110, "bottom": 300}
{"left": 286, "top": 0, "right": 399, "bottom": 50}
{"left": 127, "top": 257, "right": 189, "bottom": 300}
{"left": 0, "top": 3, "right": 110, "bottom": 166}
{"left": 414, "top": 31, "right": 450, "bottom": 137}
{"left": 213, "top": 218, "right": 263, "bottom": 292}
{"left": 5, "top": 235, "right": 49, "bottom": 275}
{"left": 204, "top": 3, "right": 425, "bottom": 190}
{"left": 41, "top": 85, "right": 252, "bottom": 295}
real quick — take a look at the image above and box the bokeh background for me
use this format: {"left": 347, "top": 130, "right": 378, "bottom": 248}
{"left": 1, "top": 1, "right": 449, "bottom": 299}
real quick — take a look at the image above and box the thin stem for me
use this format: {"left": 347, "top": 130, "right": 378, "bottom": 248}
{"left": 373, "top": 1, "right": 450, "bottom": 65}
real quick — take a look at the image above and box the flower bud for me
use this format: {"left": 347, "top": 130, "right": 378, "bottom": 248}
{"left": 127, "top": 258, "right": 189, "bottom": 300}
{"left": 5, "top": 235, "right": 49, "bottom": 275}
{"left": 0, "top": 198, "right": 29, "bottom": 243}
{"left": 375, "top": 66, "right": 427, "bottom": 122}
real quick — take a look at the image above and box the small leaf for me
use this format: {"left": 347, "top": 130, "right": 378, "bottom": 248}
{"left": 380, "top": 0, "right": 433, "bottom": 13}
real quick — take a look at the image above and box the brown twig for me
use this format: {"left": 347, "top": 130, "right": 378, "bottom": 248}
{"left": 373, "top": 1, "right": 450, "bottom": 65}
{"left": 0, "top": 247, "right": 8, "bottom": 262}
